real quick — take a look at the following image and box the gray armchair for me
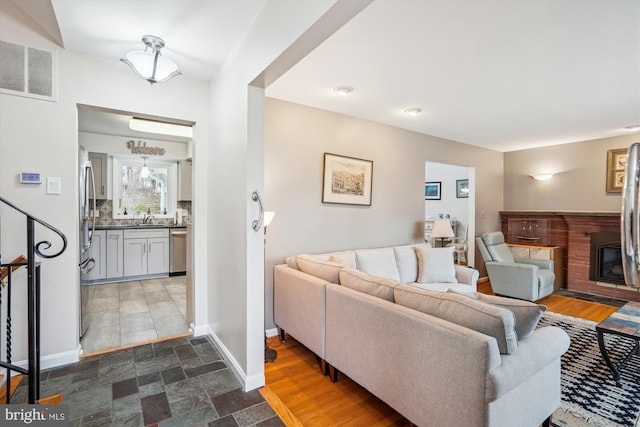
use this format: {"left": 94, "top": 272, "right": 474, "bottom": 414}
{"left": 476, "top": 231, "right": 555, "bottom": 302}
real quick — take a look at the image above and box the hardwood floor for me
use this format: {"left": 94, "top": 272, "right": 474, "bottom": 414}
{"left": 262, "top": 280, "right": 620, "bottom": 426}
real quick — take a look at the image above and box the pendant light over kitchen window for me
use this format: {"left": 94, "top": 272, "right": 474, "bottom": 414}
{"left": 140, "top": 157, "right": 150, "bottom": 179}
{"left": 121, "top": 35, "right": 181, "bottom": 84}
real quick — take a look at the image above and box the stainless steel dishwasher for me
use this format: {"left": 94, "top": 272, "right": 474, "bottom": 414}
{"left": 170, "top": 228, "right": 187, "bottom": 275}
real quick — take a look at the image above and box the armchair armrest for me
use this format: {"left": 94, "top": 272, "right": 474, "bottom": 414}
{"left": 515, "top": 258, "right": 553, "bottom": 271}
{"left": 485, "top": 261, "right": 538, "bottom": 287}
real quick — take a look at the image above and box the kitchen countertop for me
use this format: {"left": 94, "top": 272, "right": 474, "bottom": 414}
{"left": 96, "top": 224, "right": 188, "bottom": 230}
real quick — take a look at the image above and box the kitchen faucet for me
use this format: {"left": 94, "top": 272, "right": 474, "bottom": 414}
{"left": 143, "top": 214, "right": 155, "bottom": 224}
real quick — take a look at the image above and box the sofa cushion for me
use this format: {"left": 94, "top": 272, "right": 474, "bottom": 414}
{"left": 296, "top": 255, "right": 345, "bottom": 283}
{"left": 448, "top": 290, "right": 546, "bottom": 339}
{"left": 339, "top": 268, "right": 401, "bottom": 302}
{"left": 394, "top": 284, "right": 518, "bottom": 354}
{"left": 355, "top": 248, "right": 401, "bottom": 281}
{"left": 414, "top": 246, "right": 457, "bottom": 284}
{"left": 393, "top": 243, "right": 430, "bottom": 283}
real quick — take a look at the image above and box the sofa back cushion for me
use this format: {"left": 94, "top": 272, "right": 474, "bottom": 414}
{"left": 355, "top": 248, "right": 401, "bottom": 281}
{"left": 296, "top": 255, "right": 346, "bottom": 283}
{"left": 414, "top": 246, "right": 457, "bottom": 284}
{"left": 339, "top": 268, "right": 401, "bottom": 302}
{"left": 394, "top": 284, "right": 518, "bottom": 354}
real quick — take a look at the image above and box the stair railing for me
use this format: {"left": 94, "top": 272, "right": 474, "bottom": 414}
{"left": 0, "top": 196, "right": 67, "bottom": 403}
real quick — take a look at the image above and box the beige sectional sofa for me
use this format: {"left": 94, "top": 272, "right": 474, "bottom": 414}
{"left": 273, "top": 243, "right": 571, "bottom": 427}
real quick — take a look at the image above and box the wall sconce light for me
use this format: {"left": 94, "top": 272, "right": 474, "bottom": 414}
{"left": 532, "top": 173, "right": 554, "bottom": 181}
{"left": 121, "top": 35, "right": 181, "bottom": 84}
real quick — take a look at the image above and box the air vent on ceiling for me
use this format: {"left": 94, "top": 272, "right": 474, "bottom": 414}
{"left": 0, "top": 40, "right": 57, "bottom": 102}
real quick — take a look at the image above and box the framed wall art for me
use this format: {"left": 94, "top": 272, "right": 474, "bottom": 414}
{"left": 456, "top": 179, "right": 469, "bottom": 198}
{"left": 322, "top": 153, "right": 373, "bottom": 206}
{"left": 606, "top": 148, "right": 628, "bottom": 193}
{"left": 425, "top": 182, "right": 441, "bottom": 200}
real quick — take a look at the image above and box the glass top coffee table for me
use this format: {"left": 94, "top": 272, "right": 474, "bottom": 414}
{"left": 596, "top": 301, "right": 640, "bottom": 385}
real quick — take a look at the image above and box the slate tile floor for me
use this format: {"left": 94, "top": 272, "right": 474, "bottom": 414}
{"left": 13, "top": 336, "right": 284, "bottom": 427}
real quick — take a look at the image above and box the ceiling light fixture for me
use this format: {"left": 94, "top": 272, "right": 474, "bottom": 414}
{"left": 121, "top": 35, "right": 181, "bottom": 84}
{"left": 624, "top": 124, "right": 640, "bottom": 131}
{"left": 129, "top": 118, "right": 193, "bottom": 138}
{"left": 140, "top": 157, "right": 150, "bottom": 179}
{"left": 404, "top": 108, "right": 422, "bottom": 117}
{"left": 333, "top": 86, "right": 353, "bottom": 96}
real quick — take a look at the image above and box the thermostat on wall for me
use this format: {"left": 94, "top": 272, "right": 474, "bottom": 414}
{"left": 20, "top": 172, "right": 42, "bottom": 184}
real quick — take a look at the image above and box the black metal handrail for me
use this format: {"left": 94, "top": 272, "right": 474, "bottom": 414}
{"left": 0, "top": 196, "right": 67, "bottom": 403}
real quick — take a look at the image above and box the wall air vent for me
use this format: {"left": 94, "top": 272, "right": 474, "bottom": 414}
{"left": 0, "top": 40, "right": 57, "bottom": 102}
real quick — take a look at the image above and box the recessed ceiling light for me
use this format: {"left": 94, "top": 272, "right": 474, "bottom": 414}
{"left": 333, "top": 86, "right": 353, "bottom": 96}
{"left": 624, "top": 124, "right": 640, "bottom": 131}
{"left": 404, "top": 108, "right": 422, "bottom": 117}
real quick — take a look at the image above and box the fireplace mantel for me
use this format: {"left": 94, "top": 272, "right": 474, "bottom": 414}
{"left": 500, "top": 211, "right": 639, "bottom": 302}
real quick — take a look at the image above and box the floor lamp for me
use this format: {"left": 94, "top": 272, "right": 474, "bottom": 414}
{"left": 431, "top": 218, "right": 455, "bottom": 248}
{"left": 264, "top": 211, "right": 277, "bottom": 363}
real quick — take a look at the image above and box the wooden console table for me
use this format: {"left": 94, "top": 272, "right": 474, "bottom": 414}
{"left": 508, "top": 244, "right": 565, "bottom": 291}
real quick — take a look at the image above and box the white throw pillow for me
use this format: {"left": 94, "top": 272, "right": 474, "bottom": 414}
{"left": 355, "top": 248, "right": 401, "bottom": 281}
{"left": 339, "top": 268, "right": 401, "bottom": 302}
{"left": 414, "top": 246, "right": 457, "bottom": 283}
{"left": 296, "top": 255, "right": 345, "bottom": 283}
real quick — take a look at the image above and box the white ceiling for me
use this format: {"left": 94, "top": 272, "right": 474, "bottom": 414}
{"left": 47, "top": 0, "right": 640, "bottom": 152}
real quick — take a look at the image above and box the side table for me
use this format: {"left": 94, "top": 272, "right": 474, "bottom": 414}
{"left": 595, "top": 301, "right": 640, "bottom": 385}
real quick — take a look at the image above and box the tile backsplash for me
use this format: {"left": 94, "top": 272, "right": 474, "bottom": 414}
{"left": 93, "top": 199, "right": 191, "bottom": 227}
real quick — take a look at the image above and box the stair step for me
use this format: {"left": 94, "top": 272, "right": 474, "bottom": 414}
{"left": 0, "top": 374, "right": 23, "bottom": 404}
{"left": 38, "top": 394, "right": 64, "bottom": 404}
{"left": 1, "top": 255, "right": 28, "bottom": 280}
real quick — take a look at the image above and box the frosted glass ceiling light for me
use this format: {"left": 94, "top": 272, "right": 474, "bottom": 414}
{"left": 121, "top": 35, "right": 181, "bottom": 84}
{"left": 404, "top": 108, "right": 422, "bottom": 117}
{"left": 129, "top": 118, "right": 193, "bottom": 138}
{"left": 333, "top": 86, "right": 353, "bottom": 96}
{"left": 624, "top": 125, "right": 640, "bottom": 131}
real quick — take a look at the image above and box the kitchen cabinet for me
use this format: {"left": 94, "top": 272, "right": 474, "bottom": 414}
{"left": 178, "top": 159, "right": 192, "bottom": 201}
{"left": 85, "top": 230, "right": 106, "bottom": 281}
{"left": 106, "top": 230, "right": 124, "bottom": 279}
{"left": 123, "top": 228, "right": 169, "bottom": 277}
{"left": 89, "top": 152, "right": 108, "bottom": 200}
{"left": 508, "top": 244, "right": 565, "bottom": 290}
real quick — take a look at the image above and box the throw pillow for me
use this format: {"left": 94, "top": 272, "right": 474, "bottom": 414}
{"left": 296, "top": 255, "right": 345, "bottom": 283}
{"left": 394, "top": 285, "right": 518, "bottom": 354}
{"left": 414, "top": 245, "right": 457, "bottom": 284}
{"left": 447, "top": 289, "right": 546, "bottom": 339}
{"left": 354, "top": 248, "right": 402, "bottom": 281}
{"left": 339, "top": 268, "right": 401, "bottom": 302}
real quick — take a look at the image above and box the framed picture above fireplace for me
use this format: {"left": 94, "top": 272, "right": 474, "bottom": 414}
{"left": 606, "top": 148, "right": 628, "bottom": 193}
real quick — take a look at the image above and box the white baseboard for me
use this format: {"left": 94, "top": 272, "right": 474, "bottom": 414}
{"left": 265, "top": 327, "right": 278, "bottom": 338}
{"left": 14, "top": 346, "right": 80, "bottom": 372}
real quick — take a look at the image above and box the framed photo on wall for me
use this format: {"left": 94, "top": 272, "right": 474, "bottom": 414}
{"left": 425, "top": 182, "right": 441, "bottom": 200}
{"left": 606, "top": 148, "right": 628, "bottom": 193}
{"left": 456, "top": 179, "right": 469, "bottom": 198}
{"left": 322, "top": 153, "right": 373, "bottom": 205}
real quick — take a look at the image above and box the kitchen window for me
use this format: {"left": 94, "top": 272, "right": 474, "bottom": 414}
{"left": 112, "top": 157, "right": 177, "bottom": 219}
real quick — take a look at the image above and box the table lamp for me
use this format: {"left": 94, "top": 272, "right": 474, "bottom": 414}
{"left": 431, "top": 219, "right": 455, "bottom": 247}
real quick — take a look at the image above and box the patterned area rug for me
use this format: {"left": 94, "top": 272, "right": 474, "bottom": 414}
{"left": 540, "top": 312, "right": 640, "bottom": 427}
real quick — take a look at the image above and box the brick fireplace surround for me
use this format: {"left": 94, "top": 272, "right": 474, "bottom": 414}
{"left": 500, "top": 211, "right": 640, "bottom": 302}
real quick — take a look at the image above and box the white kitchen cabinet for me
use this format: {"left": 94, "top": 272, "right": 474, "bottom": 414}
{"left": 123, "top": 228, "right": 169, "bottom": 277}
{"left": 106, "top": 229, "right": 124, "bottom": 279}
{"left": 89, "top": 152, "right": 108, "bottom": 200}
{"left": 178, "top": 159, "right": 192, "bottom": 201}
{"left": 85, "top": 230, "right": 106, "bottom": 281}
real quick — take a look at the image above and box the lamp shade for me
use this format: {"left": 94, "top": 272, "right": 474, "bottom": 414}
{"left": 431, "top": 219, "right": 455, "bottom": 239}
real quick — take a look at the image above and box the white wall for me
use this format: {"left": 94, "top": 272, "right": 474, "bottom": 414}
{"left": 264, "top": 98, "right": 503, "bottom": 329}
{"left": 0, "top": 1, "right": 209, "bottom": 367}
{"left": 504, "top": 133, "right": 640, "bottom": 211}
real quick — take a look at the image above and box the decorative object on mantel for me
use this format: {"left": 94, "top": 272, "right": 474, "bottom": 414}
{"left": 424, "top": 181, "right": 441, "bottom": 200}
{"left": 606, "top": 147, "right": 628, "bottom": 193}
{"left": 456, "top": 179, "right": 469, "bottom": 198}
{"left": 322, "top": 153, "right": 373, "bottom": 206}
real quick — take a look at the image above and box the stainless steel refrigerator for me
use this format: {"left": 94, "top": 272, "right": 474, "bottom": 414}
{"left": 79, "top": 146, "right": 97, "bottom": 338}
{"left": 620, "top": 142, "right": 640, "bottom": 288}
